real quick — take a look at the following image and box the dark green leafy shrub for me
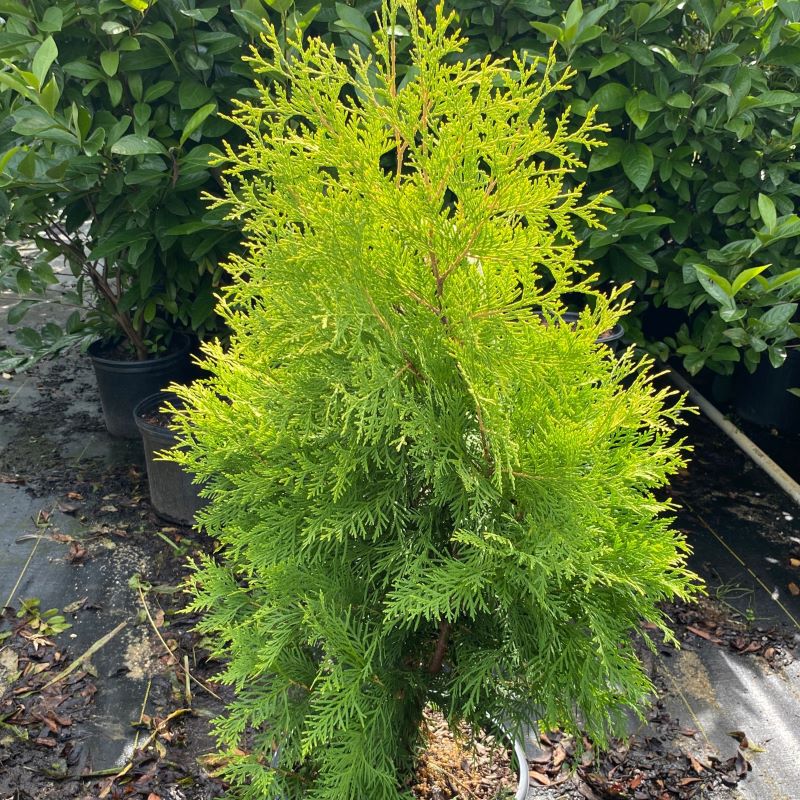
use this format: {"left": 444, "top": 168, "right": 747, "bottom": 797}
{"left": 265, "top": 0, "right": 800, "bottom": 376}
{"left": 170, "top": 4, "right": 698, "bottom": 798}
{"left": 0, "top": 0, "right": 265, "bottom": 362}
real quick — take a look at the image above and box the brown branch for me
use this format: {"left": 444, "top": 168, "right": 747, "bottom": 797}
{"left": 428, "top": 619, "right": 451, "bottom": 674}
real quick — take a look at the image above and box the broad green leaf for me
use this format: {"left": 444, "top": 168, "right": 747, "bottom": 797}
{"left": 15, "top": 327, "right": 42, "bottom": 349}
{"left": 588, "top": 52, "right": 629, "bottom": 79}
{"left": 758, "top": 303, "right": 797, "bottom": 332}
{"left": 702, "top": 49, "right": 739, "bottom": 69}
{"left": 144, "top": 80, "right": 175, "bottom": 103}
{"left": 587, "top": 138, "right": 625, "bottom": 172}
{"left": 102, "top": 21, "right": 129, "bottom": 35}
{"left": 695, "top": 263, "right": 733, "bottom": 298}
{"left": 264, "top": 0, "right": 293, "bottom": 11}
{"left": 179, "top": 80, "right": 214, "bottom": 110}
{"left": 63, "top": 60, "right": 104, "bottom": 80}
{"left": 713, "top": 194, "right": 739, "bottom": 214}
{"left": 767, "top": 269, "right": 800, "bottom": 291}
{"left": 628, "top": 2, "right": 650, "bottom": 28}
{"left": 590, "top": 82, "right": 630, "bottom": 112}
{"left": 666, "top": 92, "right": 692, "bottom": 109}
{"left": 32, "top": 260, "right": 57, "bottom": 284}
{"left": 530, "top": 22, "right": 564, "bottom": 40}
{"left": 32, "top": 36, "right": 58, "bottom": 90}
{"left": 619, "top": 245, "right": 657, "bottom": 272}
{"left": 180, "top": 103, "right": 217, "bottom": 146}
{"left": 625, "top": 95, "right": 649, "bottom": 130}
{"left": 38, "top": 76, "right": 60, "bottom": 116}
{"left": 180, "top": 7, "right": 219, "bottom": 22}
{"left": 107, "top": 78, "right": 122, "bottom": 107}
{"left": 100, "top": 51, "right": 120, "bottom": 77}
{"left": 758, "top": 194, "right": 777, "bottom": 231}
{"left": 121, "top": 0, "right": 149, "bottom": 10}
{"left": 7, "top": 300, "right": 35, "bottom": 324}
{"left": 767, "top": 347, "right": 786, "bottom": 369}
{"left": 747, "top": 90, "right": 799, "bottom": 109}
{"left": 0, "top": 146, "right": 21, "bottom": 173}
{"left": 0, "top": 1, "right": 34, "bottom": 20}
{"left": 110, "top": 134, "right": 167, "bottom": 156}
{"left": 334, "top": 3, "right": 373, "bottom": 45}
{"left": 702, "top": 81, "right": 731, "bottom": 96}
{"left": 731, "top": 266, "right": 769, "bottom": 296}
{"left": 39, "top": 6, "right": 63, "bottom": 32}
{"left": 564, "top": 0, "right": 583, "bottom": 31}
{"left": 683, "top": 350, "right": 706, "bottom": 374}
{"left": 83, "top": 127, "right": 106, "bottom": 156}
{"left": 622, "top": 143, "right": 653, "bottom": 192}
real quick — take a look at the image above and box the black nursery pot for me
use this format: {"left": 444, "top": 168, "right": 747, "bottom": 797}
{"left": 88, "top": 334, "right": 194, "bottom": 438}
{"left": 734, "top": 349, "right": 800, "bottom": 434}
{"left": 133, "top": 391, "right": 207, "bottom": 525}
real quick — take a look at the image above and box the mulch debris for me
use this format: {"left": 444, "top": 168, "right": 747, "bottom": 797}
{"left": 410, "top": 708, "right": 517, "bottom": 799}
{"left": 528, "top": 711, "right": 749, "bottom": 800}
{"left": 665, "top": 597, "right": 795, "bottom": 668}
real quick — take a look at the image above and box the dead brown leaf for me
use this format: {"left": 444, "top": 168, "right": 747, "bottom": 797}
{"left": 686, "top": 625, "right": 724, "bottom": 644}
{"left": 67, "top": 541, "right": 88, "bottom": 563}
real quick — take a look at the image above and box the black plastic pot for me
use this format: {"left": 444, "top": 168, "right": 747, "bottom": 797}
{"left": 88, "top": 334, "right": 194, "bottom": 438}
{"left": 734, "top": 350, "right": 800, "bottom": 434}
{"left": 134, "top": 391, "right": 207, "bottom": 525}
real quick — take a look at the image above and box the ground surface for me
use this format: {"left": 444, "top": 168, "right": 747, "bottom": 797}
{"left": 2, "top": 270, "right": 800, "bottom": 800}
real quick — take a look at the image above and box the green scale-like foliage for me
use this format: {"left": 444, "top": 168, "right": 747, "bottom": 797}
{"left": 170, "top": 3, "right": 699, "bottom": 798}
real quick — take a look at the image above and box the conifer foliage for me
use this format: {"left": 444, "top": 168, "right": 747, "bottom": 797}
{"left": 170, "top": 3, "right": 699, "bottom": 797}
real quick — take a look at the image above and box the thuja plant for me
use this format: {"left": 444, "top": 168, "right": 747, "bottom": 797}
{"left": 170, "top": 3, "right": 698, "bottom": 798}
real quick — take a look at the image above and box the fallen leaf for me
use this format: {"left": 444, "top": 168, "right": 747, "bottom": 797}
{"left": 689, "top": 755, "right": 706, "bottom": 774}
{"left": 63, "top": 597, "right": 87, "bottom": 614}
{"left": 34, "top": 736, "right": 56, "bottom": 747}
{"left": 729, "top": 730, "right": 749, "bottom": 749}
{"left": 788, "top": 582, "right": 800, "bottom": 597}
{"left": 530, "top": 769, "right": 551, "bottom": 786}
{"left": 734, "top": 750, "right": 750, "bottom": 777}
{"left": 686, "top": 625, "right": 724, "bottom": 644}
{"left": 789, "top": 558, "right": 800, "bottom": 568}
{"left": 67, "top": 541, "right": 88, "bottom": 564}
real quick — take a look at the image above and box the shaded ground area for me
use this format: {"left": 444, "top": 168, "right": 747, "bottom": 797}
{"left": 1, "top": 279, "right": 227, "bottom": 800}
{"left": 2, "top": 270, "right": 799, "bottom": 799}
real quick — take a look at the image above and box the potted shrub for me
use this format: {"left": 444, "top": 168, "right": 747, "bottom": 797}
{"left": 0, "top": 0, "right": 262, "bottom": 434}
{"left": 169, "top": 2, "right": 699, "bottom": 797}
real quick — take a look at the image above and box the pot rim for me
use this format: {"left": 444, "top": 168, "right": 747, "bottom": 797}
{"left": 133, "top": 390, "right": 181, "bottom": 439}
{"left": 88, "top": 332, "right": 192, "bottom": 369}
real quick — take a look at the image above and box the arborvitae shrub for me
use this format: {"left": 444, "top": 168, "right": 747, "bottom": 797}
{"left": 170, "top": 3, "right": 699, "bottom": 798}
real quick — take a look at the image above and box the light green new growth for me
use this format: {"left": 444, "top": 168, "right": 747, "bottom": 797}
{"left": 170, "top": 2, "right": 698, "bottom": 797}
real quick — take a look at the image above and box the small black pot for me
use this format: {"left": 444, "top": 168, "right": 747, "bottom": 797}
{"left": 88, "top": 334, "right": 194, "bottom": 438}
{"left": 734, "top": 350, "right": 800, "bottom": 434}
{"left": 133, "top": 391, "right": 207, "bottom": 525}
